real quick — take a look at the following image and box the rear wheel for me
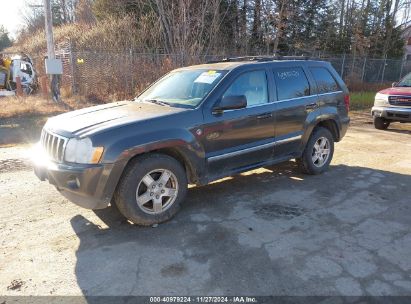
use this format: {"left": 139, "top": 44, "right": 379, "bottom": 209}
{"left": 373, "top": 116, "right": 390, "bottom": 130}
{"left": 114, "top": 154, "right": 187, "bottom": 226}
{"left": 297, "top": 127, "right": 334, "bottom": 175}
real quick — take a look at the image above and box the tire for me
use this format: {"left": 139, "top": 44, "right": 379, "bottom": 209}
{"left": 114, "top": 153, "right": 188, "bottom": 226}
{"left": 373, "top": 116, "right": 390, "bottom": 130}
{"left": 297, "top": 127, "right": 334, "bottom": 175}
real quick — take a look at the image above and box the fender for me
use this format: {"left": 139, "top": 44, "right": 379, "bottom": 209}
{"left": 97, "top": 127, "right": 206, "bottom": 201}
{"left": 301, "top": 106, "right": 342, "bottom": 148}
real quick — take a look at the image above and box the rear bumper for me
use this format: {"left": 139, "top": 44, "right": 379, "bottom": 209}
{"left": 339, "top": 116, "right": 350, "bottom": 140}
{"left": 32, "top": 146, "right": 115, "bottom": 210}
{"left": 372, "top": 106, "right": 411, "bottom": 122}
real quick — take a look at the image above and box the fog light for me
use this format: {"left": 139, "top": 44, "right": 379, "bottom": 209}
{"left": 67, "top": 176, "right": 80, "bottom": 189}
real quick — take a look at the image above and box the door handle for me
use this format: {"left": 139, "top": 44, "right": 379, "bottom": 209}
{"left": 305, "top": 103, "right": 318, "bottom": 110}
{"left": 257, "top": 112, "right": 273, "bottom": 119}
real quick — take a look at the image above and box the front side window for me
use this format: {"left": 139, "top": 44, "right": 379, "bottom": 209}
{"left": 137, "top": 69, "right": 226, "bottom": 108}
{"left": 273, "top": 67, "right": 310, "bottom": 100}
{"left": 397, "top": 72, "right": 411, "bottom": 87}
{"left": 310, "top": 67, "right": 339, "bottom": 93}
{"left": 222, "top": 70, "right": 268, "bottom": 106}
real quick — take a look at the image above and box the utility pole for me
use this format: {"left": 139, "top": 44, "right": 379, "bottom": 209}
{"left": 43, "top": 0, "right": 60, "bottom": 102}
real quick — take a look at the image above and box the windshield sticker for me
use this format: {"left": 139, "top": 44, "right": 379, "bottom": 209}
{"left": 194, "top": 71, "right": 221, "bottom": 84}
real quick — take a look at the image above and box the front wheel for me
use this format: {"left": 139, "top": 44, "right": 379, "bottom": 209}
{"left": 114, "top": 154, "right": 187, "bottom": 226}
{"left": 297, "top": 127, "right": 334, "bottom": 175}
{"left": 373, "top": 116, "right": 390, "bottom": 130}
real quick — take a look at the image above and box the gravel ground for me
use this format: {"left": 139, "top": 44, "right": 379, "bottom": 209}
{"left": 0, "top": 115, "right": 411, "bottom": 296}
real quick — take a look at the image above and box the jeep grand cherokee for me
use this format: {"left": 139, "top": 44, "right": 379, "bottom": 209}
{"left": 33, "top": 57, "right": 350, "bottom": 225}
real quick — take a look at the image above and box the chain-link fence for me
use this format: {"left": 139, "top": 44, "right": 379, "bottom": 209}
{"left": 69, "top": 52, "right": 228, "bottom": 101}
{"left": 32, "top": 44, "right": 411, "bottom": 102}
{"left": 327, "top": 56, "right": 411, "bottom": 83}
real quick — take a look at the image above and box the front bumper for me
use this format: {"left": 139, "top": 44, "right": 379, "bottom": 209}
{"left": 372, "top": 106, "right": 411, "bottom": 122}
{"left": 32, "top": 145, "right": 115, "bottom": 210}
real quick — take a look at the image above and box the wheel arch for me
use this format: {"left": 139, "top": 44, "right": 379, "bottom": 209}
{"left": 116, "top": 143, "right": 204, "bottom": 188}
{"left": 316, "top": 119, "right": 340, "bottom": 142}
{"left": 102, "top": 135, "right": 206, "bottom": 206}
{"left": 303, "top": 116, "right": 341, "bottom": 147}
{"left": 149, "top": 147, "right": 199, "bottom": 184}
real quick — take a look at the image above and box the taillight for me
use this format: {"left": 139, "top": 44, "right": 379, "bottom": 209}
{"left": 344, "top": 94, "right": 350, "bottom": 112}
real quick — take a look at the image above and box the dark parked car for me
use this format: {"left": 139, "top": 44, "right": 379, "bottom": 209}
{"left": 33, "top": 57, "right": 350, "bottom": 225}
{"left": 372, "top": 72, "right": 411, "bottom": 130}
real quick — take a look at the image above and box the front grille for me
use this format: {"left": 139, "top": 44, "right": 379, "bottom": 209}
{"left": 40, "top": 129, "right": 68, "bottom": 162}
{"left": 389, "top": 95, "right": 411, "bottom": 106}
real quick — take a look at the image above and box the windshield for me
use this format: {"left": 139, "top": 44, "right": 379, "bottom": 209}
{"left": 397, "top": 73, "right": 411, "bottom": 87}
{"left": 136, "top": 69, "right": 226, "bottom": 108}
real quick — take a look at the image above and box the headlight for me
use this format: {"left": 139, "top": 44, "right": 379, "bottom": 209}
{"left": 374, "top": 93, "right": 389, "bottom": 106}
{"left": 64, "top": 137, "right": 104, "bottom": 164}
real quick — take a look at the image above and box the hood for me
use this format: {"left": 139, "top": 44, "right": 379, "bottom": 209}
{"left": 45, "top": 101, "right": 187, "bottom": 137}
{"left": 378, "top": 87, "right": 411, "bottom": 96}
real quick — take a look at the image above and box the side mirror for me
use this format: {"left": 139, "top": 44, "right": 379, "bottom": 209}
{"left": 392, "top": 82, "right": 397, "bottom": 87}
{"left": 212, "top": 95, "right": 247, "bottom": 114}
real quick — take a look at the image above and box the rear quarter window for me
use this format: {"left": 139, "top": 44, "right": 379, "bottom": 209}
{"left": 273, "top": 67, "right": 310, "bottom": 100}
{"left": 310, "top": 67, "right": 340, "bottom": 94}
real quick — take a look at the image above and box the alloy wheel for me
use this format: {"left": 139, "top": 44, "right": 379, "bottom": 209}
{"left": 135, "top": 169, "right": 179, "bottom": 214}
{"left": 311, "top": 136, "right": 331, "bottom": 168}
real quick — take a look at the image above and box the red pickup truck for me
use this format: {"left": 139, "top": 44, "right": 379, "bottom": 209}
{"left": 372, "top": 72, "right": 411, "bottom": 129}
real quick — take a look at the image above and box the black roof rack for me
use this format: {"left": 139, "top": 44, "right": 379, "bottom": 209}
{"left": 206, "top": 55, "right": 320, "bottom": 64}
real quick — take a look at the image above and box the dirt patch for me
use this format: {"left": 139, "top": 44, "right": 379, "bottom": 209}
{"left": 254, "top": 204, "right": 306, "bottom": 220}
{"left": 160, "top": 263, "right": 188, "bottom": 277}
{"left": 0, "top": 116, "right": 46, "bottom": 146}
{"left": 0, "top": 158, "right": 31, "bottom": 173}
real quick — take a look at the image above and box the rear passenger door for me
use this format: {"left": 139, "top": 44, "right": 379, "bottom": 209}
{"left": 272, "top": 65, "right": 318, "bottom": 157}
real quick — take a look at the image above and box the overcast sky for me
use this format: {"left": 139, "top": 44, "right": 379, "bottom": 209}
{"left": 1, "top": 0, "right": 30, "bottom": 38}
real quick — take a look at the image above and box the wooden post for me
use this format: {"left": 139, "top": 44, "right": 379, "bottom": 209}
{"left": 15, "top": 76, "right": 23, "bottom": 96}
{"left": 43, "top": 0, "right": 60, "bottom": 102}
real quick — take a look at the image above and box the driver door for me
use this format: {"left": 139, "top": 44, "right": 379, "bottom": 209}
{"left": 201, "top": 69, "right": 276, "bottom": 178}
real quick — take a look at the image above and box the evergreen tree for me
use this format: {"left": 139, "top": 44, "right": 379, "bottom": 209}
{"left": 0, "top": 26, "right": 12, "bottom": 51}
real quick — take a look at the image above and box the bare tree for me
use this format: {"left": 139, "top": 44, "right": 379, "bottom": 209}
{"left": 273, "top": 0, "right": 288, "bottom": 54}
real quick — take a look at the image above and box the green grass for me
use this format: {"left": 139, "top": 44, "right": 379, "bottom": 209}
{"left": 350, "top": 91, "right": 375, "bottom": 110}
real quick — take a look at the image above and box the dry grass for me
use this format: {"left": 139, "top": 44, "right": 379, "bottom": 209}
{"left": 9, "top": 16, "right": 157, "bottom": 56}
{"left": 0, "top": 95, "right": 95, "bottom": 119}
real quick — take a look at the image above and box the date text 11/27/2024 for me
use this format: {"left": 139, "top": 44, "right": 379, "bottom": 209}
{"left": 149, "top": 296, "right": 258, "bottom": 303}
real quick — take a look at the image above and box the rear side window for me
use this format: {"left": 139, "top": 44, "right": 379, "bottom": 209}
{"left": 273, "top": 67, "right": 310, "bottom": 100}
{"left": 310, "top": 67, "right": 340, "bottom": 94}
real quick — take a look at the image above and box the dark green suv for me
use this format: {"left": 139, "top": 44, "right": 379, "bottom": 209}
{"left": 33, "top": 57, "right": 350, "bottom": 225}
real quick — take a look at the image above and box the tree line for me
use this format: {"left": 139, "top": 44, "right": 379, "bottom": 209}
{"left": 14, "top": 0, "right": 411, "bottom": 58}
